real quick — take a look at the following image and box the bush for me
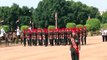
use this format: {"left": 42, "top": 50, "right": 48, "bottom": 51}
{"left": 76, "top": 24, "right": 83, "bottom": 28}
{"left": 101, "top": 23, "right": 107, "bottom": 29}
{"left": 86, "top": 18, "right": 101, "bottom": 31}
{"left": 66, "top": 23, "right": 76, "bottom": 28}
{"left": 48, "top": 25, "right": 55, "bottom": 30}
{"left": 21, "top": 25, "right": 29, "bottom": 31}
{"left": 84, "top": 24, "right": 91, "bottom": 31}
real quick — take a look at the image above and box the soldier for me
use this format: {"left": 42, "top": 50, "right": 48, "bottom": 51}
{"left": 83, "top": 26, "right": 87, "bottom": 45}
{"left": 54, "top": 29, "right": 59, "bottom": 45}
{"left": 32, "top": 28, "right": 37, "bottom": 46}
{"left": 70, "top": 29, "right": 80, "bottom": 60}
{"left": 43, "top": 28, "right": 48, "bottom": 46}
{"left": 79, "top": 28, "right": 83, "bottom": 45}
{"left": 67, "top": 28, "right": 72, "bottom": 45}
{"left": 58, "top": 29, "right": 61, "bottom": 45}
{"left": 61, "top": 28, "right": 66, "bottom": 45}
{"left": 26, "top": 28, "right": 32, "bottom": 46}
{"left": 48, "top": 29, "right": 54, "bottom": 46}
{"left": 64, "top": 28, "right": 68, "bottom": 45}
{"left": 22, "top": 29, "right": 27, "bottom": 46}
{"left": 37, "top": 29, "right": 43, "bottom": 46}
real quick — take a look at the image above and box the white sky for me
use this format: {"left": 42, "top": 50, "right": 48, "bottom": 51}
{"left": 0, "top": 0, "right": 107, "bottom": 11}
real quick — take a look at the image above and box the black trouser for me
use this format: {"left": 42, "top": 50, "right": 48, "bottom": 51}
{"left": 102, "top": 35, "right": 105, "bottom": 42}
{"left": 50, "top": 39, "right": 54, "bottom": 46}
{"left": 105, "top": 36, "right": 107, "bottom": 41}
{"left": 55, "top": 39, "right": 59, "bottom": 45}
{"left": 28, "top": 38, "right": 32, "bottom": 46}
{"left": 68, "top": 39, "right": 71, "bottom": 45}
{"left": 70, "top": 47, "right": 79, "bottom": 60}
{"left": 38, "top": 40, "right": 43, "bottom": 46}
{"left": 81, "top": 36, "right": 84, "bottom": 45}
{"left": 44, "top": 39, "right": 48, "bottom": 46}
{"left": 23, "top": 38, "right": 26, "bottom": 46}
{"left": 32, "top": 39, "right": 37, "bottom": 46}
{"left": 61, "top": 38, "right": 64, "bottom": 45}
{"left": 83, "top": 36, "right": 87, "bottom": 45}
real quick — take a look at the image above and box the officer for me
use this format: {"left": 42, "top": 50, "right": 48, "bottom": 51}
{"left": 70, "top": 28, "right": 80, "bottom": 60}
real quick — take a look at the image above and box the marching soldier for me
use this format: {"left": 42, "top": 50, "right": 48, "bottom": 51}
{"left": 26, "top": 28, "right": 32, "bottom": 46}
{"left": 58, "top": 29, "right": 61, "bottom": 45}
{"left": 22, "top": 29, "right": 27, "bottom": 46}
{"left": 43, "top": 28, "right": 48, "bottom": 46}
{"left": 79, "top": 28, "right": 83, "bottom": 45}
{"left": 67, "top": 28, "right": 72, "bottom": 45}
{"left": 64, "top": 28, "right": 68, "bottom": 45}
{"left": 37, "top": 29, "right": 43, "bottom": 46}
{"left": 32, "top": 28, "right": 37, "bottom": 46}
{"left": 54, "top": 29, "right": 59, "bottom": 45}
{"left": 70, "top": 29, "right": 80, "bottom": 60}
{"left": 48, "top": 29, "right": 54, "bottom": 46}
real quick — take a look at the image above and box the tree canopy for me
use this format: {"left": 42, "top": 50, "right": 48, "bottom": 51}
{"left": 0, "top": 0, "right": 101, "bottom": 30}
{"left": 33, "top": 0, "right": 100, "bottom": 28}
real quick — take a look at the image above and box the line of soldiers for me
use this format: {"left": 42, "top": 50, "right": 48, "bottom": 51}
{"left": 21, "top": 27, "right": 87, "bottom": 47}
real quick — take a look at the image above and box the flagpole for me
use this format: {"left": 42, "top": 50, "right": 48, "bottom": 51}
{"left": 55, "top": 12, "right": 58, "bottom": 29}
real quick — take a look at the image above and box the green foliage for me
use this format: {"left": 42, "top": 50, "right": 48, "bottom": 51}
{"left": 101, "top": 23, "right": 107, "bottom": 29}
{"left": 3, "top": 25, "right": 9, "bottom": 32}
{"left": 66, "top": 23, "right": 76, "bottom": 28}
{"left": 48, "top": 25, "right": 55, "bottom": 30}
{"left": 0, "top": 3, "right": 34, "bottom": 30}
{"left": 76, "top": 24, "right": 83, "bottom": 28}
{"left": 33, "top": 0, "right": 100, "bottom": 28}
{"left": 21, "top": 25, "right": 29, "bottom": 31}
{"left": 86, "top": 18, "right": 101, "bottom": 31}
{"left": 0, "top": 25, "right": 9, "bottom": 32}
{"left": 84, "top": 24, "right": 91, "bottom": 31}
{"left": 0, "top": 1, "right": 100, "bottom": 29}
{"left": 101, "top": 11, "right": 107, "bottom": 23}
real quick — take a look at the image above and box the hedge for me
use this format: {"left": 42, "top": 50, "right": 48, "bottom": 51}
{"left": 66, "top": 23, "right": 76, "bottom": 28}
{"left": 76, "top": 24, "right": 83, "bottom": 28}
{"left": 21, "top": 25, "right": 29, "bottom": 31}
{"left": 48, "top": 25, "right": 55, "bottom": 30}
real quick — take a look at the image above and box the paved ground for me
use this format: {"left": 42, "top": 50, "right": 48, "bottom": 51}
{"left": 0, "top": 36, "right": 107, "bottom": 60}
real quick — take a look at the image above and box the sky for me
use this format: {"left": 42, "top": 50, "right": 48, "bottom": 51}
{"left": 0, "top": 0, "right": 107, "bottom": 12}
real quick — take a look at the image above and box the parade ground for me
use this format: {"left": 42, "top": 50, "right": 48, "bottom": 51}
{"left": 0, "top": 36, "right": 107, "bottom": 60}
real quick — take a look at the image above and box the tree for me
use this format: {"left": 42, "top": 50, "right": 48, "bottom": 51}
{"left": 86, "top": 19, "right": 101, "bottom": 31}
{"left": 33, "top": 0, "right": 100, "bottom": 28}
{"left": 101, "top": 11, "right": 107, "bottom": 23}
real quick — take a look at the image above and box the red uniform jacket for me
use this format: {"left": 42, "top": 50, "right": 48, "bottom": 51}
{"left": 26, "top": 29, "right": 32, "bottom": 39}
